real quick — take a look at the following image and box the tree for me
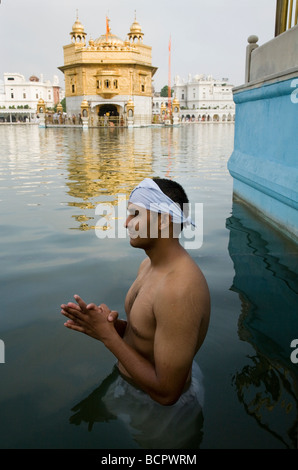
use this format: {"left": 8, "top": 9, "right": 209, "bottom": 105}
{"left": 160, "top": 85, "right": 173, "bottom": 97}
{"left": 61, "top": 97, "right": 66, "bottom": 113}
{"left": 54, "top": 97, "right": 66, "bottom": 113}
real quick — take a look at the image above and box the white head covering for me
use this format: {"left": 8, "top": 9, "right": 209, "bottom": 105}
{"left": 129, "top": 178, "right": 195, "bottom": 227}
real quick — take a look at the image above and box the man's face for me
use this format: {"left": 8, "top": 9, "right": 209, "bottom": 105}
{"left": 125, "top": 203, "right": 158, "bottom": 248}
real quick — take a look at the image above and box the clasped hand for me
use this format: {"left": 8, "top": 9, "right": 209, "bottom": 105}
{"left": 61, "top": 294, "right": 118, "bottom": 341}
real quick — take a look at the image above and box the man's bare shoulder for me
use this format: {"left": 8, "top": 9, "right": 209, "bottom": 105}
{"left": 153, "top": 252, "right": 210, "bottom": 352}
{"left": 156, "top": 254, "right": 210, "bottom": 311}
{"left": 171, "top": 253, "right": 208, "bottom": 287}
{"left": 137, "top": 256, "right": 150, "bottom": 274}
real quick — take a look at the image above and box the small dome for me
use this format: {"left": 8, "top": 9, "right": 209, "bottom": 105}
{"left": 127, "top": 16, "right": 144, "bottom": 42}
{"left": 130, "top": 20, "right": 142, "bottom": 34}
{"left": 72, "top": 18, "right": 85, "bottom": 33}
{"left": 29, "top": 75, "right": 39, "bottom": 82}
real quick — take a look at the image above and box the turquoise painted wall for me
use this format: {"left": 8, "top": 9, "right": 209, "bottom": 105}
{"left": 228, "top": 77, "right": 298, "bottom": 241}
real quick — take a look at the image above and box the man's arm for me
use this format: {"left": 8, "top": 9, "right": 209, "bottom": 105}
{"left": 113, "top": 318, "right": 127, "bottom": 337}
{"left": 61, "top": 297, "right": 165, "bottom": 401}
{"left": 103, "top": 275, "right": 204, "bottom": 405}
{"left": 113, "top": 268, "right": 209, "bottom": 405}
{"left": 61, "top": 276, "right": 207, "bottom": 406}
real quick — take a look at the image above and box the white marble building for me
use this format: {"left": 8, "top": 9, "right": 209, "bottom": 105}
{"left": 153, "top": 74, "right": 235, "bottom": 122}
{"left": 0, "top": 73, "right": 63, "bottom": 114}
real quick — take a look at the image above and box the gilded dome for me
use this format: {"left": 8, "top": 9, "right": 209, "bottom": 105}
{"left": 130, "top": 20, "right": 142, "bottom": 34}
{"left": 72, "top": 18, "right": 85, "bottom": 33}
{"left": 127, "top": 16, "right": 144, "bottom": 42}
{"left": 94, "top": 33, "right": 125, "bottom": 45}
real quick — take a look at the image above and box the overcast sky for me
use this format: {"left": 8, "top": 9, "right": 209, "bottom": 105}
{"left": 0, "top": 0, "right": 276, "bottom": 91}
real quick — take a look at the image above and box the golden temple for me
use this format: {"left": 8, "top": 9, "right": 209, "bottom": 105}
{"left": 59, "top": 14, "right": 157, "bottom": 126}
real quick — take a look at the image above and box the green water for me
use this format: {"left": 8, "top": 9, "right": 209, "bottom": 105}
{"left": 0, "top": 124, "right": 297, "bottom": 449}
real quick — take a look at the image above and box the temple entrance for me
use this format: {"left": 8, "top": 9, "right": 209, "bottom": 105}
{"left": 97, "top": 104, "right": 120, "bottom": 126}
{"left": 98, "top": 104, "right": 119, "bottom": 117}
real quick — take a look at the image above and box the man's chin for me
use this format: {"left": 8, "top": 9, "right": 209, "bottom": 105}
{"left": 128, "top": 235, "right": 138, "bottom": 245}
{"left": 128, "top": 235, "right": 148, "bottom": 248}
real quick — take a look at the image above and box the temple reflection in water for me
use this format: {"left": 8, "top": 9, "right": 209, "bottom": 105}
{"left": 62, "top": 128, "right": 154, "bottom": 230}
{"left": 226, "top": 199, "right": 298, "bottom": 448}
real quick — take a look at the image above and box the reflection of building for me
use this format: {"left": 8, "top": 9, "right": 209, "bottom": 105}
{"left": 58, "top": 14, "right": 157, "bottom": 126}
{"left": 226, "top": 200, "right": 298, "bottom": 448}
{"left": 63, "top": 128, "right": 154, "bottom": 230}
{"left": 170, "top": 74, "right": 235, "bottom": 122}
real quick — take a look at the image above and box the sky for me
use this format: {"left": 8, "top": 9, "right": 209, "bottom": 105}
{"left": 0, "top": 0, "right": 276, "bottom": 92}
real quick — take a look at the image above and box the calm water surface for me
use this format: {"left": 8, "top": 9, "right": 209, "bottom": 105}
{"left": 0, "top": 124, "right": 297, "bottom": 449}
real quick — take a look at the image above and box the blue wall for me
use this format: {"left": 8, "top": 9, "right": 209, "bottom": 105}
{"left": 228, "top": 77, "right": 298, "bottom": 242}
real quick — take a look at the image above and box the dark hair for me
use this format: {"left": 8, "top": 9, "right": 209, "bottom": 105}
{"left": 153, "top": 177, "right": 189, "bottom": 230}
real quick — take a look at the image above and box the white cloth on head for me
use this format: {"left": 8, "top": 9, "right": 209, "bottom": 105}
{"left": 129, "top": 178, "right": 195, "bottom": 227}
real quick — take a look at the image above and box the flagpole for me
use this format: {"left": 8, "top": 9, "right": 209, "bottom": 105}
{"left": 168, "top": 35, "right": 172, "bottom": 120}
{"left": 106, "top": 16, "right": 110, "bottom": 42}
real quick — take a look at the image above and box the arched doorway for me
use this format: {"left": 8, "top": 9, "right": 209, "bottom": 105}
{"left": 97, "top": 104, "right": 120, "bottom": 126}
{"left": 98, "top": 104, "right": 119, "bottom": 117}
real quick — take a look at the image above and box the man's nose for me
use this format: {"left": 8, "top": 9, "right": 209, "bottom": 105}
{"left": 124, "top": 215, "right": 131, "bottom": 228}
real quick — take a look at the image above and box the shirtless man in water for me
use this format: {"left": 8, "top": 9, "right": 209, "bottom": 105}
{"left": 61, "top": 177, "right": 210, "bottom": 406}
